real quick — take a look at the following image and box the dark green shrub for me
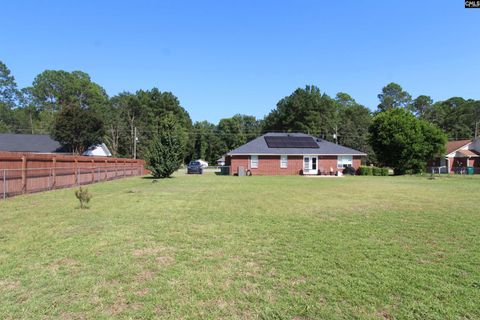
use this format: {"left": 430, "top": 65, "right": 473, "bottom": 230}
{"left": 146, "top": 116, "right": 185, "bottom": 179}
{"left": 372, "top": 167, "right": 382, "bottom": 176}
{"left": 358, "top": 166, "right": 373, "bottom": 176}
{"left": 380, "top": 168, "right": 389, "bottom": 176}
{"left": 342, "top": 166, "right": 356, "bottom": 175}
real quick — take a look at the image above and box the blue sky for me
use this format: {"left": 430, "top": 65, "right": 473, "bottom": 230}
{"left": 1, "top": 1, "right": 479, "bottom": 123}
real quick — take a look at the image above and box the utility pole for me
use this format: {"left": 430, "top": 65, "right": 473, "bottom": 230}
{"left": 133, "top": 127, "right": 137, "bottom": 159}
{"left": 333, "top": 125, "right": 338, "bottom": 144}
{"left": 476, "top": 121, "right": 479, "bottom": 139}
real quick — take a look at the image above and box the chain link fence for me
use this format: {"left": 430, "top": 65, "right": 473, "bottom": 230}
{"left": 1, "top": 165, "right": 144, "bottom": 199}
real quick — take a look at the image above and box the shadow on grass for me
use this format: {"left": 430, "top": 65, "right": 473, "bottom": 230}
{"left": 141, "top": 175, "right": 176, "bottom": 180}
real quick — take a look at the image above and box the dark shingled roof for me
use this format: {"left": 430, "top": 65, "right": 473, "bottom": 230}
{"left": 0, "top": 134, "right": 64, "bottom": 153}
{"left": 227, "top": 133, "right": 366, "bottom": 156}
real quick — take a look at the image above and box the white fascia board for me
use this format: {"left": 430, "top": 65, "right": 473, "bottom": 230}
{"left": 228, "top": 153, "right": 367, "bottom": 156}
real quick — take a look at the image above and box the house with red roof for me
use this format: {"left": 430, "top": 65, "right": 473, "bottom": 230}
{"left": 429, "top": 138, "right": 480, "bottom": 174}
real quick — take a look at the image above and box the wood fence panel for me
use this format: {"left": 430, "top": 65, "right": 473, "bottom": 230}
{"left": 0, "top": 152, "right": 146, "bottom": 199}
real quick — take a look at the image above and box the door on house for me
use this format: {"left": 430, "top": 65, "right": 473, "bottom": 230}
{"left": 303, "top": 156, "right": 318, "bottom": 175}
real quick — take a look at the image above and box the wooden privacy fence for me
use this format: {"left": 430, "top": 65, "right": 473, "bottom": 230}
{"left": 0, "top": 152, "right": 147, "bottom": 199}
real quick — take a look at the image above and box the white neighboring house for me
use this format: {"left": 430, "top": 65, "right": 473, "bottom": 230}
{"left": 82, "top": 143, "right": 112, "bottom": 157}
{"left": 196, "top": 159, "right": 209, "bottom": 168}
{"left": 217, "top": 156, "right": 226, "bottom": 166}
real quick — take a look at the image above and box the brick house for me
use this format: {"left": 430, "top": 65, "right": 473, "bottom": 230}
{"left": 429, "top": 138, "right": 480, "bottom": 174}
{"left": 225, "top": 133, "right": 366, "bottom": 176}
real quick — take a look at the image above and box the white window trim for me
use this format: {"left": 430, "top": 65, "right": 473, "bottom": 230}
{"left": 250, "top": 155, "right": 258, "bottom": 169}
{"left": 280, "top": 155, "right": 288, "bottom": 168}
{"left": 337, "top": 155, "right": 353, "bottom": 168}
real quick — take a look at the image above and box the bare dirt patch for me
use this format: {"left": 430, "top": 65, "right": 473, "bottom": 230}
{"left": 376, "top": 309, "right": 394, "bottom": 320}
{"left": 156, "top": 255, "right": 174, "bottom": 266}
{"left": 106, "top": 296, "right": 144, "bottom": 316}
{"left": 48, "top": 258, "right": 79, "bottom": 273}
{"left": 136, "top": 288, "right": 149, "bottom": 297}
{"left": 136, "top": 270, "right": 155, "bottom": 283}
{"left": 132, "top": 246, "right": 170, "bottom": 257}
{"left": 291, "top": 276, "right": 307, "bottom": 286}
{"left": 0, "top": 279, "right": 19, "bottom": 291}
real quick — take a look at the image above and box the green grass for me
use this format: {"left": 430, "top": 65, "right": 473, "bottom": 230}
{"left": 0, "top": 174, "right": 479, "bottom": 319}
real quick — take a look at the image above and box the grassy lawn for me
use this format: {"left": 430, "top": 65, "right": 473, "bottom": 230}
{"left": 0, "top": 174, "right": 479, "bottom": 319}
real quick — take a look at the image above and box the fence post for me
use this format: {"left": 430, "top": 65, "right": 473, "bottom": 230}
{"left": 74, "top": 158, "right": 78, "bottom": 186}
{"left": 124, "top": 160, "right": 126, "bottom": 177}
{"left": 52, "top": 157, "right": 56, "bottom": 189}
{"left": 103, "top": 160, "right": 107, "bottom": 180}
{"left": 3, "top": 169, "right": 6, "bottom": 199}
{"left": 77, "top": 168, "right": 80, "bottom": 186}
{"left": 91, "top": 159, "right": 95, "bottom": 184}
{"left": 21, "top": 155, "right": 27, "bottom": 194}
{"left": 48, "top": 168, "right": 52, "bottom": 190}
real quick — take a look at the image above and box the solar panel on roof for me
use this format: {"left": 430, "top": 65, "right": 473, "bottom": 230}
{"left": 264, "top": 136, "right": 319, "bottom": 148}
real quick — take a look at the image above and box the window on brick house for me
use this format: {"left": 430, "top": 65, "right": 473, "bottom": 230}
{"left": 250, "top": 155, "right": 258, "bottom": 168}
{"left": 337, "top": 155, "right": 353, "bottom": 168}
{"left": 280, "top": 155, "right": 288, "bottom": 168}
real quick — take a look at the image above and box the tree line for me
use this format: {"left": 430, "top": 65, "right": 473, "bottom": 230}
{"left": 1, "top": 60, "right": 479, "bottom": 173}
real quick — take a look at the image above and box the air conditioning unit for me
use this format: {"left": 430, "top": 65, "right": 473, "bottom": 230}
{"left": 238, "top": 166, "right": 245, "bottom": 176}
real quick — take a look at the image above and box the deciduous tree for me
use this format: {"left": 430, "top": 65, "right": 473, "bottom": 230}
{"left": 369, "top": 108, "right": 446, "bottom": 174}
{"left": 51, "top": 104, "right": 105, "bottom": 154}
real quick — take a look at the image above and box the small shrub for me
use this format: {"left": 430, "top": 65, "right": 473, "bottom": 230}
{"left": 358, "top": 166, "right": 373, "bottom": 176}
{"left": 342, "top": 166, "right": 356, "bottom": 175}
{"left": 415, "top": 168, "right": 425, "bottom": 175}
{"left": 380, "top": 168, "right": 389, "bottom": 176}
{"left": 404, "top": 169, "right": 414, "bottom": 175}
{"left": 372, "top": 167, "right": 382, "bottom": 176}
{"left": 75, "top": 187, "right": 92, "bottom": 209}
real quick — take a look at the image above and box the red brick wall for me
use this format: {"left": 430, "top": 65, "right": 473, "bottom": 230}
{"left": 317, "top": 156, "right": 336, "bottom": 174}
{"left": 317, "top": 156, "right": 361, "bottom": 175}
{"left": 353, "top": 156, "right": 362, "bottom": 170}
{"left": 229, "top": 155, "right": 362, "bottom": 176}
{"left": 229, "top": 155, "right": 249, "bottom": 175}
{"left": 230, "top": 155, "right": 303, "bottom": 175}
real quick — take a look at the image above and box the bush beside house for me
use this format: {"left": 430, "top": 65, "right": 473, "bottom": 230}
{"left": 358, "top": 166, "right": 389, "bottom": 176}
